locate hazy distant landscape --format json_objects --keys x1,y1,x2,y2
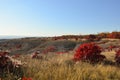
[{"x1": 0, "y1": 36, "x2": 25, "y2": 39}]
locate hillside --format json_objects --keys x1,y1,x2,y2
[
  {"x1": 1, "y1": 37, "x2": 120, "y2": 80},
  {"x1": 0, "y1": 36, "x2": 120, "y2": 55},
  {"x1": 0, "y1": 37, "x2": 78, "y2": 54}
]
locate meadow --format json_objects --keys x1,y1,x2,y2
[
  {"x1": 2, "y1": 50, "x2": 120, "y2": 80},
  {"x1": 21, "y1": 51, "x2": 120, "y2": 80}
]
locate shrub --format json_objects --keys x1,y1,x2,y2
[
  {"x1": 73, "y1": 42, "x2": 106, "y2": 63},
  {"x1": 85, "y1": 34, "x2": 97, "y2": 41},
  {"x1": 0, "y1": 51, "x2": 23, "y2": 79},
  {"x1": 107, "y1": 31, "x2": 120, "y2": 39},
  {"x1": 43, "y1": 46, "x2": 56, "y2": 54},
  {"x1": 115, "y1": 49, "x2": 120, "y2": 64},
  {"x1": 22, "y1": 77, "x2": 32, "y2": 80}
]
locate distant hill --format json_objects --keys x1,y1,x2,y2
[
  {"x1": 0, "y1": 37, "x2": 78, "y2": 54},
  {"x1": 0, "y1": 35, "x2": 27, "y2": 39},
  {"x1": 0, "y1": 32, "x2": 120, "y2": 55}
]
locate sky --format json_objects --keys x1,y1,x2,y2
[{"x1": 0, "y1": 0, "x2": 120, "y2": 37}]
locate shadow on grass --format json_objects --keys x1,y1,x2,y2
[{"x1": 97, "y1": 60, "x2": 120, "y2": 68}]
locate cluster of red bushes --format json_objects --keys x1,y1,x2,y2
[
  {"x1": 52, "y1": 31, "x2": 120, "y2": 41},
  {"x1": 85, "y1": 34, "x2": 101, "y2": 41},
  {"x1": 106, "y1": 32, "x2": 120, "y2": 39},
  {"x1": 94, "y1": 31, "x2": 120, "y2": 39},
  {"x1": 78, "y1": 31, "x2": 120, "y2": 41},
  {"x1": 73, "y1": 43, "x2": 106, "y2": 63},
  {"x1": 73, "y1": 42, "x2": 120, "y2": 64},
  {"x1": 53, "y1": 35, "x2": 81, "y2": 40}
]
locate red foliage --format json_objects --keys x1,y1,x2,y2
[
  {"x1": 107, "y1": 31, "x2": 120, "y2": 39},
  {"x1": 98, "y1": 32, "x2": 108, "y2": 38},
  {"x1": 12, "y1": 54, "x2": 20, "y2": 59},
  {"x1": 107, "y1": 45, "x2": 117, "y2": 51},
  {"x1": 46, "y1": 46, "x2": 56, "y2": 52},
  {"x1": 22, "y1": 77, "x2": 32, "y2": 80},
  {"x1": 31, "y1": 51, "x2": 42, "y2": 59},
  {"x1": 73, "y1": 43, "x2": 106, "y2": 63},
  {"x1": 85, "y1": 35, "x2": 97, "y2": 41},
  {"x1": 115, "y1": 49, "x2": 120, "y2": 64},
  {"x1": 0, "y1": 52, "x2": 10, "y2": 70},
  {"x1": 0, "y1": 51, "x2": 9, "y2": 56},
  {"x1": 31, "y1": 51, "x2": 39, "y2": 58},
  {"x1": 0, "y1": 51, "x2": 23, "y2": 78},
  {"x1": 43, "y1": 46, "x2": 56, "y2": 54}
]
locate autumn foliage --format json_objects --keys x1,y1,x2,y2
[
  {"x1": 107, "y1": 32, "x2": 120, "y2": 39},
  {"x1": 73, "y1": 43, "x2": 106, "y2": 63},
  {"x1": 22, "y1": 77, "x2": 32, "y2": 80},
  {"x1": 0, "y1": 51, "x2": 23, "y2": 78},
  {"x1": 115, "y1": 49, "x2": 120, "y2": 64},
  {"x1": 51, "y1": 31, "x2": 120, "y2": 41},
  {"x1": 85, "y1": 34, "x2": 97, "y2": 41}
]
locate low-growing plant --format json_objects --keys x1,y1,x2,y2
[
  {"x1": 73, "y1": 42, "x2": 106, "y2": 63},
  {"x1": 85, "y1": 34, "x2": 97, "y2": 41},
  {"x1": 115, "y1": 49, "x2": 120, "y2": 64},
  {"x1": 22, "y1": 77, "x2": 32, "y2": 80},
  {"x1": 0, "y1": 51, "x2": 24, "y2": 79}
]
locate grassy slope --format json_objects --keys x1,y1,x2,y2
[
  {"x1": 19, "y1": 51, "x2": 120, "y2": 80},
  {"x1": 1, "y1": 38, "x2": 120, "y2": 80},
  {"x1": 0, "y1": 38, "x2": 78, "y2": 54}
]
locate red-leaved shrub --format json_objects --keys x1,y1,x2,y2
[
  {"x1": 0, "y1": 51, "x2": 23, "y2": 78},
  {"x1": 85, "y1": 35, "x2": 97, "y2": 41},
  {"x1": 73, "y1": 42, "x2": 106, "y2": 63},
  {"x1": 22, "y1": 77, "x2": 32, "y2": 80},
  {"x1": 115, "y1": 49, "x2": 120, "y2": 64}
]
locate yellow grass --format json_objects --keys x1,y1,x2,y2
[{"x1": 18, "y1": 51, "x2": 120, "y2": 80}]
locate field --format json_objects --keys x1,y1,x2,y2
[
  {"x1": 0, "y1": 38, "x2": 120, "y2": 80},
  {"x1": 22, "y1": 51, "x2": 120, "y2": 80}
]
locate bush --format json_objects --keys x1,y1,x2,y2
[
  {"x1": 0, "y1": 51, "x2": 23, "y2": 79},
  {"x1": 73, "y1": 42, "x2": 106, "y2": 63},
  {"x1": 85, "y1": 34, "x2": 97, "y2": 41},
  {"x1": 115, "y1": 49, "x2": 120, "y2": 64}
]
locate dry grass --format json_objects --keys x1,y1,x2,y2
[
  {"x1": 2, "y1": 55, "x2": 120, "y2": 80},
  {"x1": 1, "y1": 38, "x2": 120, "y2": 80},
  {"x1": 19, "y1": 51, "x2": 120, "y2": 80}
]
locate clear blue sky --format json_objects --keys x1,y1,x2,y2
[{"x1": 0, "y1": 0, "x2": 120, "y2": 36}]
